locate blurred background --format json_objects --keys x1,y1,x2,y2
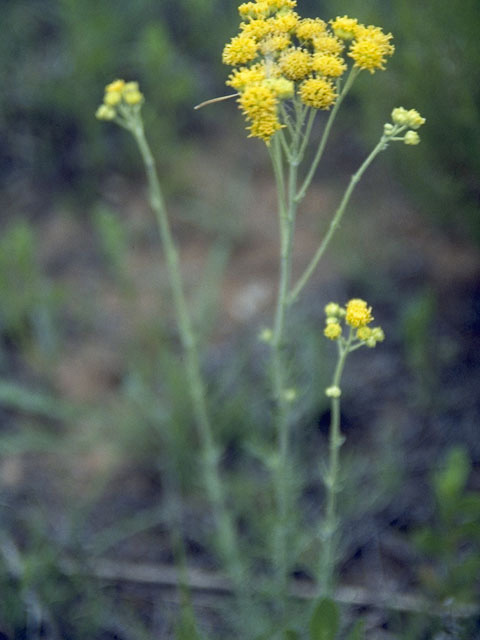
[{"x1": 1, "y1": 1, "x2": 479, "y2": 638}]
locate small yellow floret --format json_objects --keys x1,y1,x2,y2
[
  {"x1": 356, "y1": 326, "x2": 372, "y2": 341},
  {"x1": 123, "y1": 89, "x2": 143, "y2": 105},
  {"x1": 238, "y1": 82, "x2": 283, "y2": 143},
  {"x1": 406, "y1": 109, "x2": 426, "y2": 130},
  {"x1": 105, "y1": 79, "x2": 125, "y2": 93},
  {"x1": 295, "y1": 18, "x2": 327, "y2": 41},
  {"x1": 312, "y1": 33, "x2": 344, "y2": 56},
  {"x1": 259, "y1": 33, "x2": 292, "y2": 55},
  {"x1": 271, "y1": 12, "x2": 299, "y2": 33},
  {"x1": 238, "y1": 2, "x2": 267, "y2": 20},
  {"x1": 299, "y1": 77, "x2": 337, "y2": 110},
  {"x1": 311, "y1": 53, "x2": 347, "y2": 78},
  {"x1": 391, "y1": 106, "x2": 409, "y2": 126},
  {"x1": 279, "y1": 47, "x2": 312, "y2": 80},
  {"x1": 223, "y1": 34, "x2": 258, "y2": 66},
  {"x1": 104, "y1": 91, "x2": 122, "y2": 107},
  {"x1": 348, "y1": 26, "x2": 394, "y2": 73},
  {"x1": 266, "y1": 77, "x2": 294, "y2": 99},
  {"x1": 227, "y1": 64, "x2": 267, "y2": 91},
  {"x1": 330, "y1": 16, "x2": 358, "y2": 41},
  {"x1": 324, "y1": 322, "x2": 342, "y2": 340},
  {"x1": 241, "y1": 18, "x2": 272, "y2": 40},
  {"x1": 96, "y1": 104, "x2": 116, "y2": 121},
  {"x1": 345, "y1": 298, "x2": 373, "y2": 328}
]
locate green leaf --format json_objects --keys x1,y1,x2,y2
[
  {"x1": 309, "y1": 598, "x2": 340, "y2": 640},
  {"x1": 346, "y1": 619, "x2": 365, "y2": 640},
  {"x1": 285, "y1": 630, "x2": 300, "y2": 640},
  {"x1": 433, "y1": 446, "x2": 470, "y2": 504}
]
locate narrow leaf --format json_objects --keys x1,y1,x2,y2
[{"x1": 309, "y1": 597, "x2": 340, "y2": 640}]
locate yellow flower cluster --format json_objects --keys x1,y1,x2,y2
[
  {"x1": 324, "y1": 299, "x2": 384, "y2": 347},
  {"x1": 223, "y1": 2, "x2": 395, "y2": 143},
  {"x1": 96, "y1": 79, "x2": 144, "y2": 121}
]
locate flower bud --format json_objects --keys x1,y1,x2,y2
[
  {"x1": 96, "y1": 104, "x2": 116, "y2": 120},
  {"x1": 325, "y1": 302, "x2": 341, "y2": 317},
  {"x1": 406, "y1": 109, "x2": 425, "y2": 130},
  {"x1": 325, "y1": 385, "x2": 341, "y2": 398},
  {"x1": 391, "y1": 107, "x2": 409, "y2": 126},
  {"x1": 404, "y1": 130, "x2": 420, "y2": 145}
]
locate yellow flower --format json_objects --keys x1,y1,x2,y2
[
  {"x1": 324, "y1": 322, "x2": 342, "y2": 340},
  {"x1": 356, "y1": 326, "x2": 372, "y2": 341},
  {"x1": 406, "y1": 109, "x2": 426, "y2": 130},
  {"x1": 223, "y1": 34, "x2": 258, "y2": 65},
  {"x1": 104, "y1": 90, "x2": 122, "y2": 106},
  {"x1": 391, "y1": 106, "x2": 409, "y2": 126},
  {"x1": 312, "y1": 33, "x2": 344, "y2": 56},
  {"x1": 238, "y1": 2, "x2": 266, "y2": 20},
  {"x1": 270, "y1": 11, "x2": 299, "y2": 33},
  {"x1": 299, "y1": 77, "x2": 337, "y2": 109},
  {"x1": 227, "y1": 64, "x2": 267, "y2": 90},
  {"x1": 345, "y1": 299, "x2": 373, "y2": 328},
  {"x1": 259, "y1": 33, "x2": 292, "y2": 55},
  {"x1": 295, "y1": 18, "x2": 327, "y2": 41},
  {"x1": 241, "y1": 18, "x2": 272, "y2": 40},
  {"x1": 96, "y1": 104, "x2": 116, "y2": 120},
  {"x1": 311, "y1": 53, "x2": 347, "y2": 78},
  {"x1": 238, "y1": 82, "x2": 283, "y2": 143},
  {"x1": 330, "y1": 16, "x2": 358, "y2": 41},
  {"x1": 266, "y1": 77, "x2": 294, "y2": 99},
  {"x1": 279, "y1": 47, "x2": 312, "y2": 80},
  {"x1": 348, "y1": 25, "x2": 394, "y2": 73},
  {"x1": 105, "y1": 79, "x2": 125, "y2": 93}
]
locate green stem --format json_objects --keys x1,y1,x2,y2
[
  {"x1": 289, "y1": 133, "x2": 388, "y2": 305},
  {"x1": 270, "y1": 127, "x2": 299, "y2": 609},
  {"x1": 295, "y1": 67, "x2": 359, "y2": 204},
  {"x1": 130, "y1": 119, "x2": 245, "y2": 594},
  {"x1": 320, "y1": 329, "x2": 352, "y2": 596}
]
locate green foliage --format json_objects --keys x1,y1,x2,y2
[
  {"x1": 92, "y1": 205, "x2": 130, "y2": 286},
  {"x1": 2, "y1": 0, "x2": 235, "y2": 197},
  {"x1": 0, "y1": 220, "x2": 61, "y2": 353},
  {"x1": 310, "y1": 598, "x2": 340, "y2": 640},
  {"x1": 413, "y1": 446, "x2": 480, "y2": 603},
  {"x1": 400, "y1": 289, "x2": 437, "y2": 404}
]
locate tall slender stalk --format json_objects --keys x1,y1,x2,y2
[
  {"x1": 319, "y1": 329, "x2": 352, "y2": 596},
  {"x1": 130, "y1": 118, "x2": 245, "y2": 594},
  {"x1": 269, "y1": 112, "x2": 300, "y2": 609}
]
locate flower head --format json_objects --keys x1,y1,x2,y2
[
  {"x1": 324, "y1": 322, "x2": 342, "y2": 340},
  {"x1": 345, "y1": 298, "x2": 373, "y2": 328},
  {"x1": 238, "y1": 82, "x2": 283, "y2": 143},
  {"x1": 96, "y1": 79, "x2": 144, "y2": 122},
  {"x1": 330, "y1": 16, "x2": 358, "y2": 41},
  {"x1": 222, "y1": 1, "x2": 394, "y2": 143},
  {"x1": 299, "y1": 77, "x2": 337, "y2": 110},
  {"x1": 348, "y1": 25, "x2": 394, "y2": 73}
]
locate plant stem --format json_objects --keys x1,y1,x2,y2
[
  {"x1": 289, "y1": 134, "x2": 388, "y2": 305},
  {"x1": 269, "y1": 125, "x2": 299, "y2": 609},
  {"x1": 295, "y1": 68, "x2": 359, "y2": 204},
  {"x1": 130, "y1": 119, "x2": 245, "y2": 594},
  {"x1": 320, "y1": 330, "x2": 352, "y2": 596}
]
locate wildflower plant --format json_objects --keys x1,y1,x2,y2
[
  {"x1": 96, "y1": 0, "x2": 425, "y2": 635},
  {"x1": 218, "y1": 0, "x2": 424, "y2": 619}
]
